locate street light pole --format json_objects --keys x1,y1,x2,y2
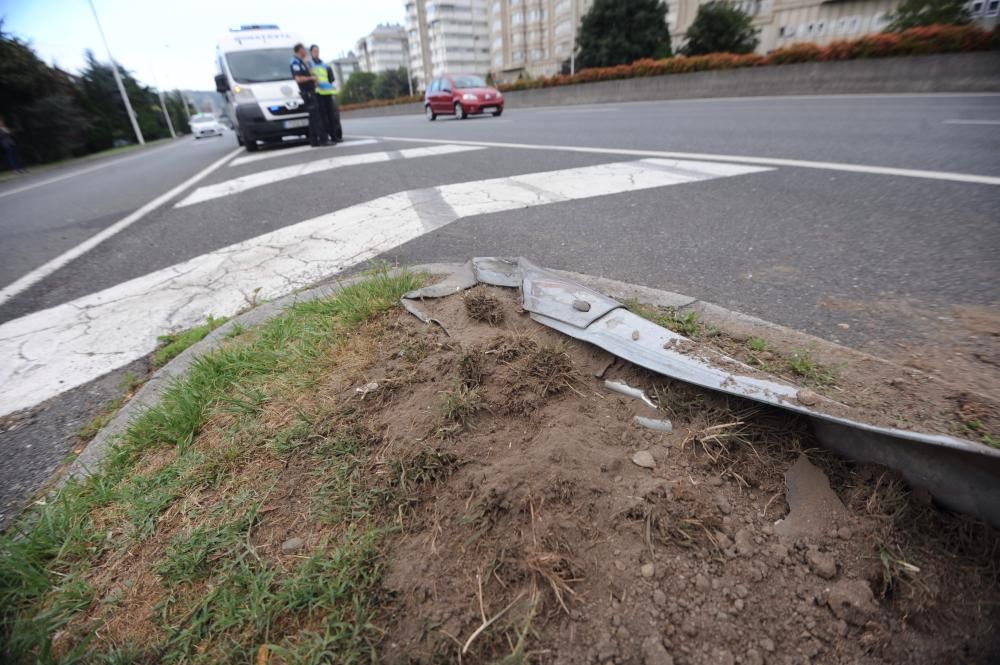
[
  {"x1": 147, "y1": 59, "x2": 176, "y2": 139},
  {"x1": 570, "y1": 0, "x2": 577, "y2": 75},
  {"x1": 87, "y1": 0, "x2": 144, "y2": 145}
]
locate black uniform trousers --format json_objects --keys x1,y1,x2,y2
[
  {"x1": 317, "y1": 94, "x2": 342, "y2": 142},
  {"x1": 300, "y1": 89, "x2": 323, "y2": 146}
]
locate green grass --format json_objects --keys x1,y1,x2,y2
[
  {"x1": 747, "y1": 336, "x2": 770, "y2": 353},
  {"x1": 153, "y1": 316, "x2": 229, "y2": 368},
  {"x1": 623, "y1": 298, "x2": 700, "y2": 337},
  {"x1": 787, "y1": 350, "x2": 835, "y2": 386},
  {"x1": 0, "y1": 266, "x2": 424, "y2": 664}
]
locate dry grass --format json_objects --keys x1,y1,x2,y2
[{"x1": 465, "y1": 291, "x2": 505, "y2": 325}]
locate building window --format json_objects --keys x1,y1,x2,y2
[
  {"x1": 492, "y1": 18, "x2": 502, "y2": 29},
  {"x1": 555, "y1": 19, "x2": 571, "y2": 35},
  {"x1": 527, "y1": 8, "x2": 546, "y2": 21},
  {"x1": 512, "y1": 32, "x2": 524, "y2": 44},
  {"x1": 493, "y1": 53, "x2": 504, "y2": 65},
  {"x1": 511, "y1": 12, "x2": 524, "y2": 24},
  {"x1": 512, "y1": 49, "x2": 524, "y2": 61},
  {"x1": 555, "y1": 0, "x2": 570, "y2": 12},
  {"x1": 968, "y1": 0, "x2": 985, "y2": 13},
  {"x1": 530, "y1": 48, "x2": 546, "y2": 60},
  {"x1": 492, "y1": 36, "x2": 503, "y2": 49},
  {"x1": 986, "y1": 0, "x2": 1000, "y2": 15}
]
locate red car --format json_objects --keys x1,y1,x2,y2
[{"x1": 424, "y1": 74, "x2": 504, "y2": 121}]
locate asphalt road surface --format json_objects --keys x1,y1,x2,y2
[{"x1": 1, "y1": 94, "x2": 998, "y2": 528}]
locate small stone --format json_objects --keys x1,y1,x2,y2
[
  {"x1": 681, "y1": 620, "x2": 698, "y2": 637},
  {"x1": 641, "y1": 563, "x2": 656, "y2": 578},
  {"x1": 837, "y1": 526, "x2": 853, "y2": 540},
  {"x1": 572, "y1": 299, "x2": 591, "y2": 312},
  {"x1": 734, "y1": 584, "x2": 749, "y2": 598},
  {"x1": 694, "y1": 574, "x2": 711, "y2": 591},
  {"x1": 826, "y1": 579, "x2": 879, "y2": 626},
  {"x1": 632, "y1": 330, "x2": 641, "y2": 341},
  {"x1": 745, "y1": 648, "x2": 764, "y2": 665},
  {"x1": 796, "y1": 388, "x2": 819, "y2": 406},
  {"x1": 715, "y1": 649, "x2": 735, "y2": 665},
  {"x1": 715, "y1": 494, "x2": 733, "y2": 515},
  {"x1": 760, "y1": 637, "x2": 775, "y2": 652},
  {"x1": 641, "y1": 636, "x2": 675, "y2": 665},
  {"x1": 769, "y1": 543, "x2": 788, "y2": 560},
  {"x1": 654, "y1": 589, "x2": 668, "y2": 606},
  {"x1": 632, "y1": 450, "x2": 656, "y2": 469},
  {"x1": 734, "y1": 598, "x2": 745, "y2": 611},
  {"x1": 281, "y1": 537, "x2": 305, "y2": 554},
  {"x1": 806, "y1": 549, "x2": 837, "y2": 580}
]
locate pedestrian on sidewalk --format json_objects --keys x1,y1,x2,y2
[
  {"x1": 289, "y1": 43, "x2": 325, "y2": 147},
  {"x1": 0, "y1": 117, "x2": 26, "y2": 173},
  {"x1": 309, "y1": 45, "x2": 343, "y2": 144}
]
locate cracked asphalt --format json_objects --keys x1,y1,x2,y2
[{"x1": 1, "y1": 94, "x2": 998, "y2": 529}]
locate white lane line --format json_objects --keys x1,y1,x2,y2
[
  {"x1": 176, "y1": 144, "x2": 482, "y2": 208},
  {"x1": 228, "y1": 139, "x2": 379, "y2": 167},
  {"x1": 942, "y1": 119, "x2": 1000, "y2": 125},
  {"x1": 0, "y1": 147, "x2": 242, "y2": 306},
  {"x1": 0, "y1": 157, "x2": 771, "y2": 417},
  {"x1": 359, "y1": 135, "x2": 1000, "y2": 186},
  {"x1": 0, "y1": 138, "x2": 192, "y2": 201}
]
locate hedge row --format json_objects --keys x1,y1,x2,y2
[{"x1": 341, "y1": 25, "x2": 998, "y2": 111}]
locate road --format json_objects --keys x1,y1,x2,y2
[{"x1": 1, "y1": 94, "x2": 998, "y2": 527}]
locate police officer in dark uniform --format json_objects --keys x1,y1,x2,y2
[{"x1": 289, "y1": 43, "x2": 326, "y2": 147}]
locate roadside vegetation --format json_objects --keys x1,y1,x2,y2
[
  {"x1": 153, "y1": 315, "x2": 229, "y2": 368},
  {"x1": 0, "y1": 267, "x2": 424, "y2": 663}
]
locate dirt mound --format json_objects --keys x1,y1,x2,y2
[{"x1": 45, "y1": 284, "x2": 999, "y2": 664}]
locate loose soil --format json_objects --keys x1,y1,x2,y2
[{"x1": 52, "y1": 285, "x2": 1000, "y2": 664}]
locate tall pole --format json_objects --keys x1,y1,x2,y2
[
  {"x1": 87, "y1": 0, "x2": 144, "y2": 145},
  {"x1": 570, "y1": 0, "x2": 577, "y2": 75},
  {"x1": 147, "y1": 59, "x2": 176, "y2": 139}
]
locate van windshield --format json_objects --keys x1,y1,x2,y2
[{"x1": 226, "y1": 49, "x2": 293, "y2": 83}]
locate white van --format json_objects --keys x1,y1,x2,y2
[{"x1": 214, "y1": 25, "x2": 309, "y2": 152}]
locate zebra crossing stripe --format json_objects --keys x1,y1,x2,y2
[
  {"x1": 0, "y1": 157, "x2": 772, "y2": 417},
  {"x1": 176, "y1": 144, "x2": 484, "y2": 208},
  {"x1": 227, "y1": 139, "x2": 380, "y2": 167}
]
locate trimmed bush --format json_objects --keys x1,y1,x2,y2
[{"x1": 341, "y1": 25, "x2": 998, "y2": 112}]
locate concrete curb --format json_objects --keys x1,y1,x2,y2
[{"x1": 63, "y1": 261, "x2": 969, "y2": 487}]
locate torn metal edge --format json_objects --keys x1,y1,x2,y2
[{"x1": 401, "y1": 257, "x2": 1000, "y2": 527}]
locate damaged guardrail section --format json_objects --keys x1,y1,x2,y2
[{"x1": 403, "y1": 257, "x2": 1000, "y2": 527}]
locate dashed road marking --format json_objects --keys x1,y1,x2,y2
[
  {"x1": 0, "y1": 157, "x2": 772, "y2": 416},
  {"x1": 176, "y1": 144, "x2": 483, "y2": 208}
]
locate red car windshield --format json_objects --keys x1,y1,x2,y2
[{"x1": 453, "y1": 75, "x2": 487, "y2": 89}]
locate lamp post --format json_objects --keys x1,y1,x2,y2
[{"x1": 87, "y1": 0, "x2": 145, "y2": 145}]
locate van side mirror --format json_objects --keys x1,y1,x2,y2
[{"x1": 214, "y1": 74, "x2": 229, "y2": 93}]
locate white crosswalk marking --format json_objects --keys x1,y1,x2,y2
[
  {"x1": 227, "y1": 139, "x2": 379, "y2": 167},
  {"x1": 176, "y1": 144, "x2": 483, "y2": 208},
  {"x1": 0, "y1": 157, "x2": 772, "y2": 417}
]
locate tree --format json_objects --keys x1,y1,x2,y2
[
  {"x1": 373, "y1": 67, "x2": 410, "y2": 100},
  {"x1": 338, "y1": 71, "x2": 377, "y2": 105},
  {"x1": 682, "y1": 1, "x2": 759, "y2": 55},
  {"x1": 886, "y1": 0, "x2": 970, "y2": 30},
  {"x1": 0, "y1": 24, "x2": 93, "y2": 164},
  {"x1": 575, "y1": 0, "x2": 672, "y2": 69}
]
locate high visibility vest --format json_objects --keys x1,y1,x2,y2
[{"x1": 311, "y1": 62, "x2": 336, "y2": 96}]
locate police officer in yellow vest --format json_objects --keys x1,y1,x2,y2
[
  {"x1": 309, "y1": 45, "x2": 343, "y2": 143},
  {"x1": 289, "y1": 43, "x2": 325, "y2": 147}
]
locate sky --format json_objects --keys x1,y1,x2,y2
[{"x1": 2, "y1": 0, "x2": 407, "y2": 90}]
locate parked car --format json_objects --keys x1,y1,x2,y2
[
  {"x1": 191, "y1": 113, "x2": 224, "y2": 139},
  {"x1": 424, "y1": 74, "x2": 503, "y2": 121}
]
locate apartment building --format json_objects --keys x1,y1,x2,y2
[
  {"x1": 357, "y1": 23, "x2": 411, "y2": 74},
  {"x1": 329, "y1": 52, "x2": 361, "y2": 90},
  {"x1": 404, "y1": 0, "x2": 491, "y2": 91},
  {"x1": 487, "y1": 0, "x2": 594, "y2": 81},
  {"x1": 671, "y1": 0, "x2": 998, "y2": 54}
]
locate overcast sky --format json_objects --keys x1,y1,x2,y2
[{"x1": 3, "y1": 0, "x2": 407, "y2": 90}]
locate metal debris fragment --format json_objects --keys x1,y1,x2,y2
[
  {"x1": 355, "y1": 382, "x2": 379, "y2": 398},
  {"x1": 605, "y1": 380, "x2": 657, "y2": 409},
  {"x1": 634, "y1": 416, "x2": 674, "y2": 433}
]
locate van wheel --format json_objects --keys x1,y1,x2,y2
[
  {"x1": 244, "y1": 137, "x2": 259, "y2": 152},
  {"x1": 492, "y1": 108, "x2": 503, "y2": 117},
  {"x1": 425, "y1": 105, "x2": 436, "y2": 121},
  {"x1": 454, "y1": 102, "x2": 467, "y2": 119}
]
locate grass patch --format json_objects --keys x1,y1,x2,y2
[
  {"x1": 0, "y1": 266, "x2": 424, "y2": 664},
  {"x1": 437, "y1": 383, "x2": 484, "y2": 434},
  {"x1": 624, "y1": 298, "x2": 700, "y2": 337},
  {"x1": 787, "y1": 350, "x2": 835, "y2": 387},
  {"x1": 153, "y1": 315, "x2": 229, "y2": 368}
]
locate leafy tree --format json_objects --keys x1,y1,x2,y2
[
  {"x1": 682, "y1": 1, "x2": 759, "y2": 55},
  {"x1": 373, "y1": 67, "x2": 410, "y2": 100},
  {"x1": 338, "y1": 71, "x2": 377, "y2": 104},
  {"x1": 576, "y1": 0, "x2": 672, "y2": 69},
  {"x1": 0, "y1": 24, "x2": 92, "y2": 164},
  {"x1": 886, "y1": 0, "x2": 970, "y2": 30}
]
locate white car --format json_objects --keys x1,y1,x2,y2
[{"x1": 191, "y1": 114, "x2": 224, "y2": 139}]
